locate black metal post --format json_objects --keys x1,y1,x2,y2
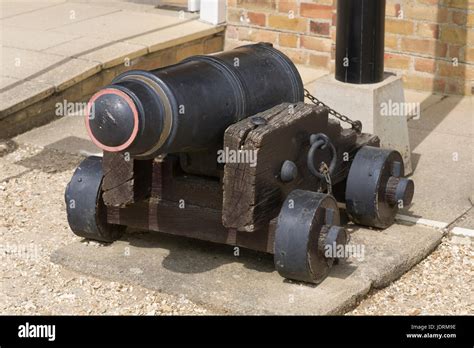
[{"x1": 335, "y1": 0, "x2": 386, "y2": 84}]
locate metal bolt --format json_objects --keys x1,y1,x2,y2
[
  {"x1": 280, "y1": 160, "x2": 298, "y2": 182},
  {"x1": 250, "y1": 116, "x2": 267, "y2": 126}
]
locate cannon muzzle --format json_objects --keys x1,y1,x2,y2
[{"x1": 85, "y1": 43, "x2": 304, "y2": 158}]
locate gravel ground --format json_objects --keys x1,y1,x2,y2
[
  {"x1": 350, "y1": 235, "x2": 473, "y2": 315},
  {"x1": 0, "y1": 143, "x2": 210, "y2": 315},
  {"x1": 0, "y1": 141, "x2": 472, "y2": 315}
]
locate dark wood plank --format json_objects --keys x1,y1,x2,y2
[
  {"x1": 107, "y1": 200, "x2": 273, "y2": 253},
  {"x1": 102, "y1": 152, "x2": 133, "y2": 190},
  {"x1": 102, "y1": 151, "x2": 153, "y2": 207}
]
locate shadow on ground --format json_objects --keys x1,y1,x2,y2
[
  {"x1": 126, "y1": 230, "x2": 278, "y2": 275},
  {"x1": 408, "y1": 1, "x2": 471, "y2": 170},
  {"x1": 15, "y1": 136, "x2": 85, "y2": 173},
  {"x1": 120, "y1": 228, "x2": 359, "y2": 284}
]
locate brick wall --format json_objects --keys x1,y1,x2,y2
[{"x1": 225, "y1": 0, "x2": 474, "y2": 95}]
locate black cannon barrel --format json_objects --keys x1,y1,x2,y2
[
  {"x1": 85, "y1": 43, "x2": 304, "y2": 158},
  {"x1": 335, "y1": 0, "x2": 386, "y2": 84}
]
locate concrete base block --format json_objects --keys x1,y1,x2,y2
[
  {"x1": 312, "y1": 73, "x2": 413, "y2": 174},
  {"x1": 51, "y1": 223, "x2": 443, "y2": 315}
]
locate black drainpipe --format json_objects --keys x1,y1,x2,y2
[{"x1": 335, "y1": 0, "x2": 386, "y2": 84}]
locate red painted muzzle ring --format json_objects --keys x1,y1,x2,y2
[{"x1": 85, "y1": 88, "x2": 139, "y2": 152}]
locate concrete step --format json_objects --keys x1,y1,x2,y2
[{"x1": 0, "y1": 0, "x2": 225, "y2": 138}]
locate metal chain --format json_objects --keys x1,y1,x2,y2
[
  {"x1": 318, "y1": 162, "x2": 332, "y2": 195},
  {"x1": 304, "y1": 88, "x2": 362, "y2": 133}
]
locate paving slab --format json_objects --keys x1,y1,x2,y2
[
  {"x1": 32, "y1": 57, "x2": 101, "y2": 92},
  {"x1": 51, "y1": 10, "x2": 184, "y2": 41},
  {"x1": 51, "y1": 223, "x2": 443, "y2": 315},
  {"x1": 296, "y1": 65, "x2": 327, "y2": 85},
  {"x1": 408, "y1": 128, "x2": 473, "y2": 222},
  {"x1": 0, "y1": 76, "x2": 18, "y2": 89},
  {"x1": 0, "y1": 50, "x2": 100, "y2": 112},
  {"x1": 68, "y1": 0, "x2": 197, "y2": 18},
  {"x1": 454, "y1": 208, "x2": 474, "y2": 230},
  {"x1": 46, "y1": 36, "x2": 113, "y2": 57},
  {"x1": 0, "y1": 26, "x2": 79, "y2": 51},
  {"x1": 0, "y1": 79, "x2": 54, "y2": 117},
  {"x1": 404, "y1": 89, "x2": 445, "y2": 110},
  {"x1": 78, "y1": 42, "x2": 148, "y2": 69},
  {"x1": 0, "y1": 47, "x2": 65, "y2": 80},
  {"x1": 406, "y1": 95, "x2": 473, "y2": 218},
  {"x1": 0, "y1": 0, "x2": 65, "y2": 19},
  {"x1": 125, "y1": 20, "x2": 223, "y2": 53},
  {"x1": 48, "y1": 37, "x2": 148, "y2": 69},
  {"x1": 409, "y1": 95, "x2": 473, "y2": 138},
  {"x1": 1, "y1": 2, "x2": 119, "y2": 31}
]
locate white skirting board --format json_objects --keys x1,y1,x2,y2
[{"x1": 200, "y1": 0, "x2": 226, "y2": 25}]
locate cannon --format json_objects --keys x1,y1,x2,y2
[{"x1": 65, "y1": 43, "x2": 414, "y2": 284}]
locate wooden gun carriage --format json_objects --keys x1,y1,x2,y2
[{"x1": 66, "y1": 44, "x2": 414, "y2": 284}]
